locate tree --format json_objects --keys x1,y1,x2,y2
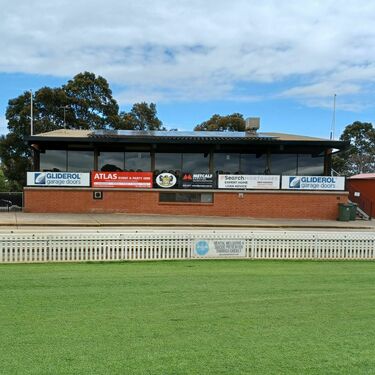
[
  {"x1": 0, "y1": 167, "x2": 11, "y2": 192},
  {"x1": 0, "y1": 133, "x2": 31, "y2": 191},
  {"x1": 0, "y1": 72, "x2": 122, "y2": 190},
  {"x1": 63, "y1": 72, "x2": 120, "y2": 130},
  {"x1": 332, "y1": 121, "x2": 375, "y2": 176},
  {"x1": 194, "y1": 113, "x2": 245, "y2": 131},
  {"x1": 0, "y1": 72, "x2": 165, "y2": 190},
  {"x1": 119, "y1": 102, "x2": 164, "y2": 130}
]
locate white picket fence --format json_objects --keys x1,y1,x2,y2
[{"x1": 0, "y1": 231, "x2": 374, "y2": 263}]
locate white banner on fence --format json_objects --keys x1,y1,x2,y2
[
  {"x1": 281, "y1": 176, "x2": 345, "y2": 190},
  {"x1": 193, "y1": 239, "x2": 246, "y2": 258},
  {"x1": 27, "y1": 172, "x2": 90, "y2": 187},
  {"x1": 218, "y1": 175, "x2": 280, "y2": 189}
]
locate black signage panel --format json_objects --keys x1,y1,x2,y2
[{"x1": 181, "y1": 173, "x2": 214, "y2": 189}]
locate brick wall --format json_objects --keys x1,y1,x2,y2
[
  {"x1": 346, "y1": 179, "x2": 375, "y2": 216},
  {"x1": 24, "y1": 188, "x2": 348, "y2": 220}
]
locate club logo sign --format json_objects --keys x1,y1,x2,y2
[{"x1": 156, "y1": 173, "x2": 177, "y2": 188}]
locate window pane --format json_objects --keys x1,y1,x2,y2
[
  {"x1": 125, "y1": 152, "x2": 151, "y2": 171},
  {"x1": 270, "y1": 154, "x2": 297, "y2": 175},
  {"x1": 298, "y1": 154, "x2": 324, "y2": 175},
  {"x1": 240, "y1": 154, "x2": 266, "y2": 174},
  {"x1": 98, "y1": 152, "x2": 124, "y2": 171},
  {"x1": 182, "y1": 153, "x2": 209, "y2": 173},
  {"x1": 40, "y1": 150, "x2": 67, "y2": 171},
  {"x1": 214, "y1": 153, "x2": 240, "y2": 174},
  {"x1": 159, "y1": 192, "x2": 213, "y2": 203},
  {"x1": 67, "y1": 151, "x2": 94, "y2": 172},
  {"x1": 155, "y1": 153, "x2": 182, "y2": 173}
]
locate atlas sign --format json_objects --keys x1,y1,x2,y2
[{"x1": 91, "y1": 171, "x2": 153, "y2": 188}]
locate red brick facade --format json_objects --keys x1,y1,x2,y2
[
  {"x1": 346, "y1": 179, "x2": 375, "y2": 217},
  {"x1": 24, "y1": 188, "x2": 348, "y2": 220}
]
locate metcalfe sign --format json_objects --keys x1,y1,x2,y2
[
  {"x1": 91, "y1": 171, "x2": 153, "y2": 188},
  {"x1": 218, "y1": 174, "x2": 280, "y2": 189},
  {"x1": 193, "y1": 239, "x2": 246, "y2": 258},
  {"x1": 27, "y1": 172, "x2": 90, "y2": 187},
  {"x1": 282, "y1": 176, "x2": 345, "y2": 190},
  {"x1": 181, "y1": 173, "x2": 214, "y2": 189}
]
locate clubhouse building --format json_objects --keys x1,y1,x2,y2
[{"x1": 25, "y1": 119, "x2": 349, "y2": 219}]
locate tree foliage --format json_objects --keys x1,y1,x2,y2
[
  {"x1": 194, "y1": 113, "x2": 245, "y2": 131},
  {"x1": 333, "y1": 121, "x2": 375, "y2": 176},
  {"x1": 63, "y1": 72, "x2": 120, "y2": 129},
  {"x1": 0, "y1": 164, "x2": 12, "y2": 192},
  {"x1": 0, "y1": 72, "x2": 163, "y2": 190},
  {"x1": 119, "y1": 102, "x2": 165, "y2": 130}
]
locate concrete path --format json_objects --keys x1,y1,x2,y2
[{"x1": 0, "y1": 212, "x2": 373, "y2": 231}]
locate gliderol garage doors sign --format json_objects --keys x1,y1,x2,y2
[
  {"x1": 27, "y1": 172, "x2": 90, "y2": 187},
  {"x1": 282, "y1": 176, "x2": 345, "y2": 190},
  {"x1": 193, "y1": 239, "x2": 246, "y2": 258}
]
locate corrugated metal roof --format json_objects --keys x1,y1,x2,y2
[
  {"x1": 32, "y1": 129, "x2": 331, "y2": 142},
  {"x1": 348, "y1": 173, "x2": 375, "y2": 179}
]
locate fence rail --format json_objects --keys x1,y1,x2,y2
[{"x1": 0, "y1": 231, "x2": 374, "y2": 263}]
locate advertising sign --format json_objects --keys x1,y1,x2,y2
[
  {"x1": 155, "y1": 173, "x2": 177, "y2": 188},
  {"x1": 181, "y1": 173, "x2": 214, "y2": 189},
  {"x1": 218, "y1": 174, "x2": 280, "y2": 190},
  {"x1": 193, "y1": 239, "x2": 246, "y2": 258},
  {"x1": 27, "y1": 172, "x2": 90, "y2": 187},
  {"x1": 91, "y1": 171, "x2": 153, "y2": 188},
  {"x1": 281, "y1": 176, "x2": 345, "y2": 191}
]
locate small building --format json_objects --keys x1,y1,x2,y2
[
  {"x1": 346, "y1": 174, "x2": 375, "y2": 218},
  {"x1": 25, "y1": 122, "x2": 349, "y2": 220}
]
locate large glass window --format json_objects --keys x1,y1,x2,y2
[
  {"x1": 270, "y1": 154, "x2": 297, "y2": 175},
  {"x1": 40, "y1": 150, "x2": 67, "y2": 171},
  {"x1": 125, "y1": 152, "x2": 151, "y2": 171},
  {"x1": 240, "y1": 154, "x2": 267, "y2": 174},
  {"x1": 98, "y1": 152, "x2": 124, "y2": 171},
  {"x1": 155, "y1": 153, "x2": 182, "y2": 173},
  {"x1": 214, "y1": 153, "x2": 240, "y2": 174},
  {"x1": 67, "y1": 150, "x2": 94, "y2": 172},
  {"x1": 298, "y1": 154, "x2": 324, "y2": 175},
  {"x1": 182, "y1": 153, "x2": 210, "y2": 173}
]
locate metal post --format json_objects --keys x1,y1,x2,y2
[
  {"x1": 330, "y1": 94, "x2": 336, "y2": 140},
  {"x1": 30, "y1": 89, "x2": 33, "y2": 135},
  {"x1": 60, "y1": 105, "x2": 69, "y2": 129}
]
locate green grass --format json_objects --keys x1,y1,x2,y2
[{"x1": 0, "y1": 260, "x2": 374, "y2": 375}]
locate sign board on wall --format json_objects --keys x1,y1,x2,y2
[
  {"x1": 193, "y1": 239, "x2": 246, "y2": 258},
  {"x1": 218, "y1": 175, "x2": 280, "y2": 190},
  {"x1": 155, "y1": 173, "x2": 177, "y2": 188},
  {"x1": 281, "y1": 176, "x2": 345, "y2": 191},
  {"x1": 27, "y1": 172, "x2": 90, "y2": 187},
  {"x1": 181, "y1": 173, "x2": 214, "y2": 189},
  {"x1": 92, "y1": 171, "x2": 153, "y2": 188}
]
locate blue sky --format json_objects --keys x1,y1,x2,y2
[{"x1": 1, "y1": 1, "x2": 375, "y2": 138}]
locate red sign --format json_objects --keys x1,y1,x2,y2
[{"x1": 91, "y1": 171, "x2": 153, "y2": 188}]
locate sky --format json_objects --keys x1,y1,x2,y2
[{"x1": 1, "y1": 0, "x2": 375, "y2": 138}]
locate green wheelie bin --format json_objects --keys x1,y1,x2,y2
[{"x1": 338, "y1": 203, "x2": 351, "y2": 221}]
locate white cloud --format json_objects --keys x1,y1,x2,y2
[{"x1": 1, "y1": 0, "x2": 375, "y2": 106}]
